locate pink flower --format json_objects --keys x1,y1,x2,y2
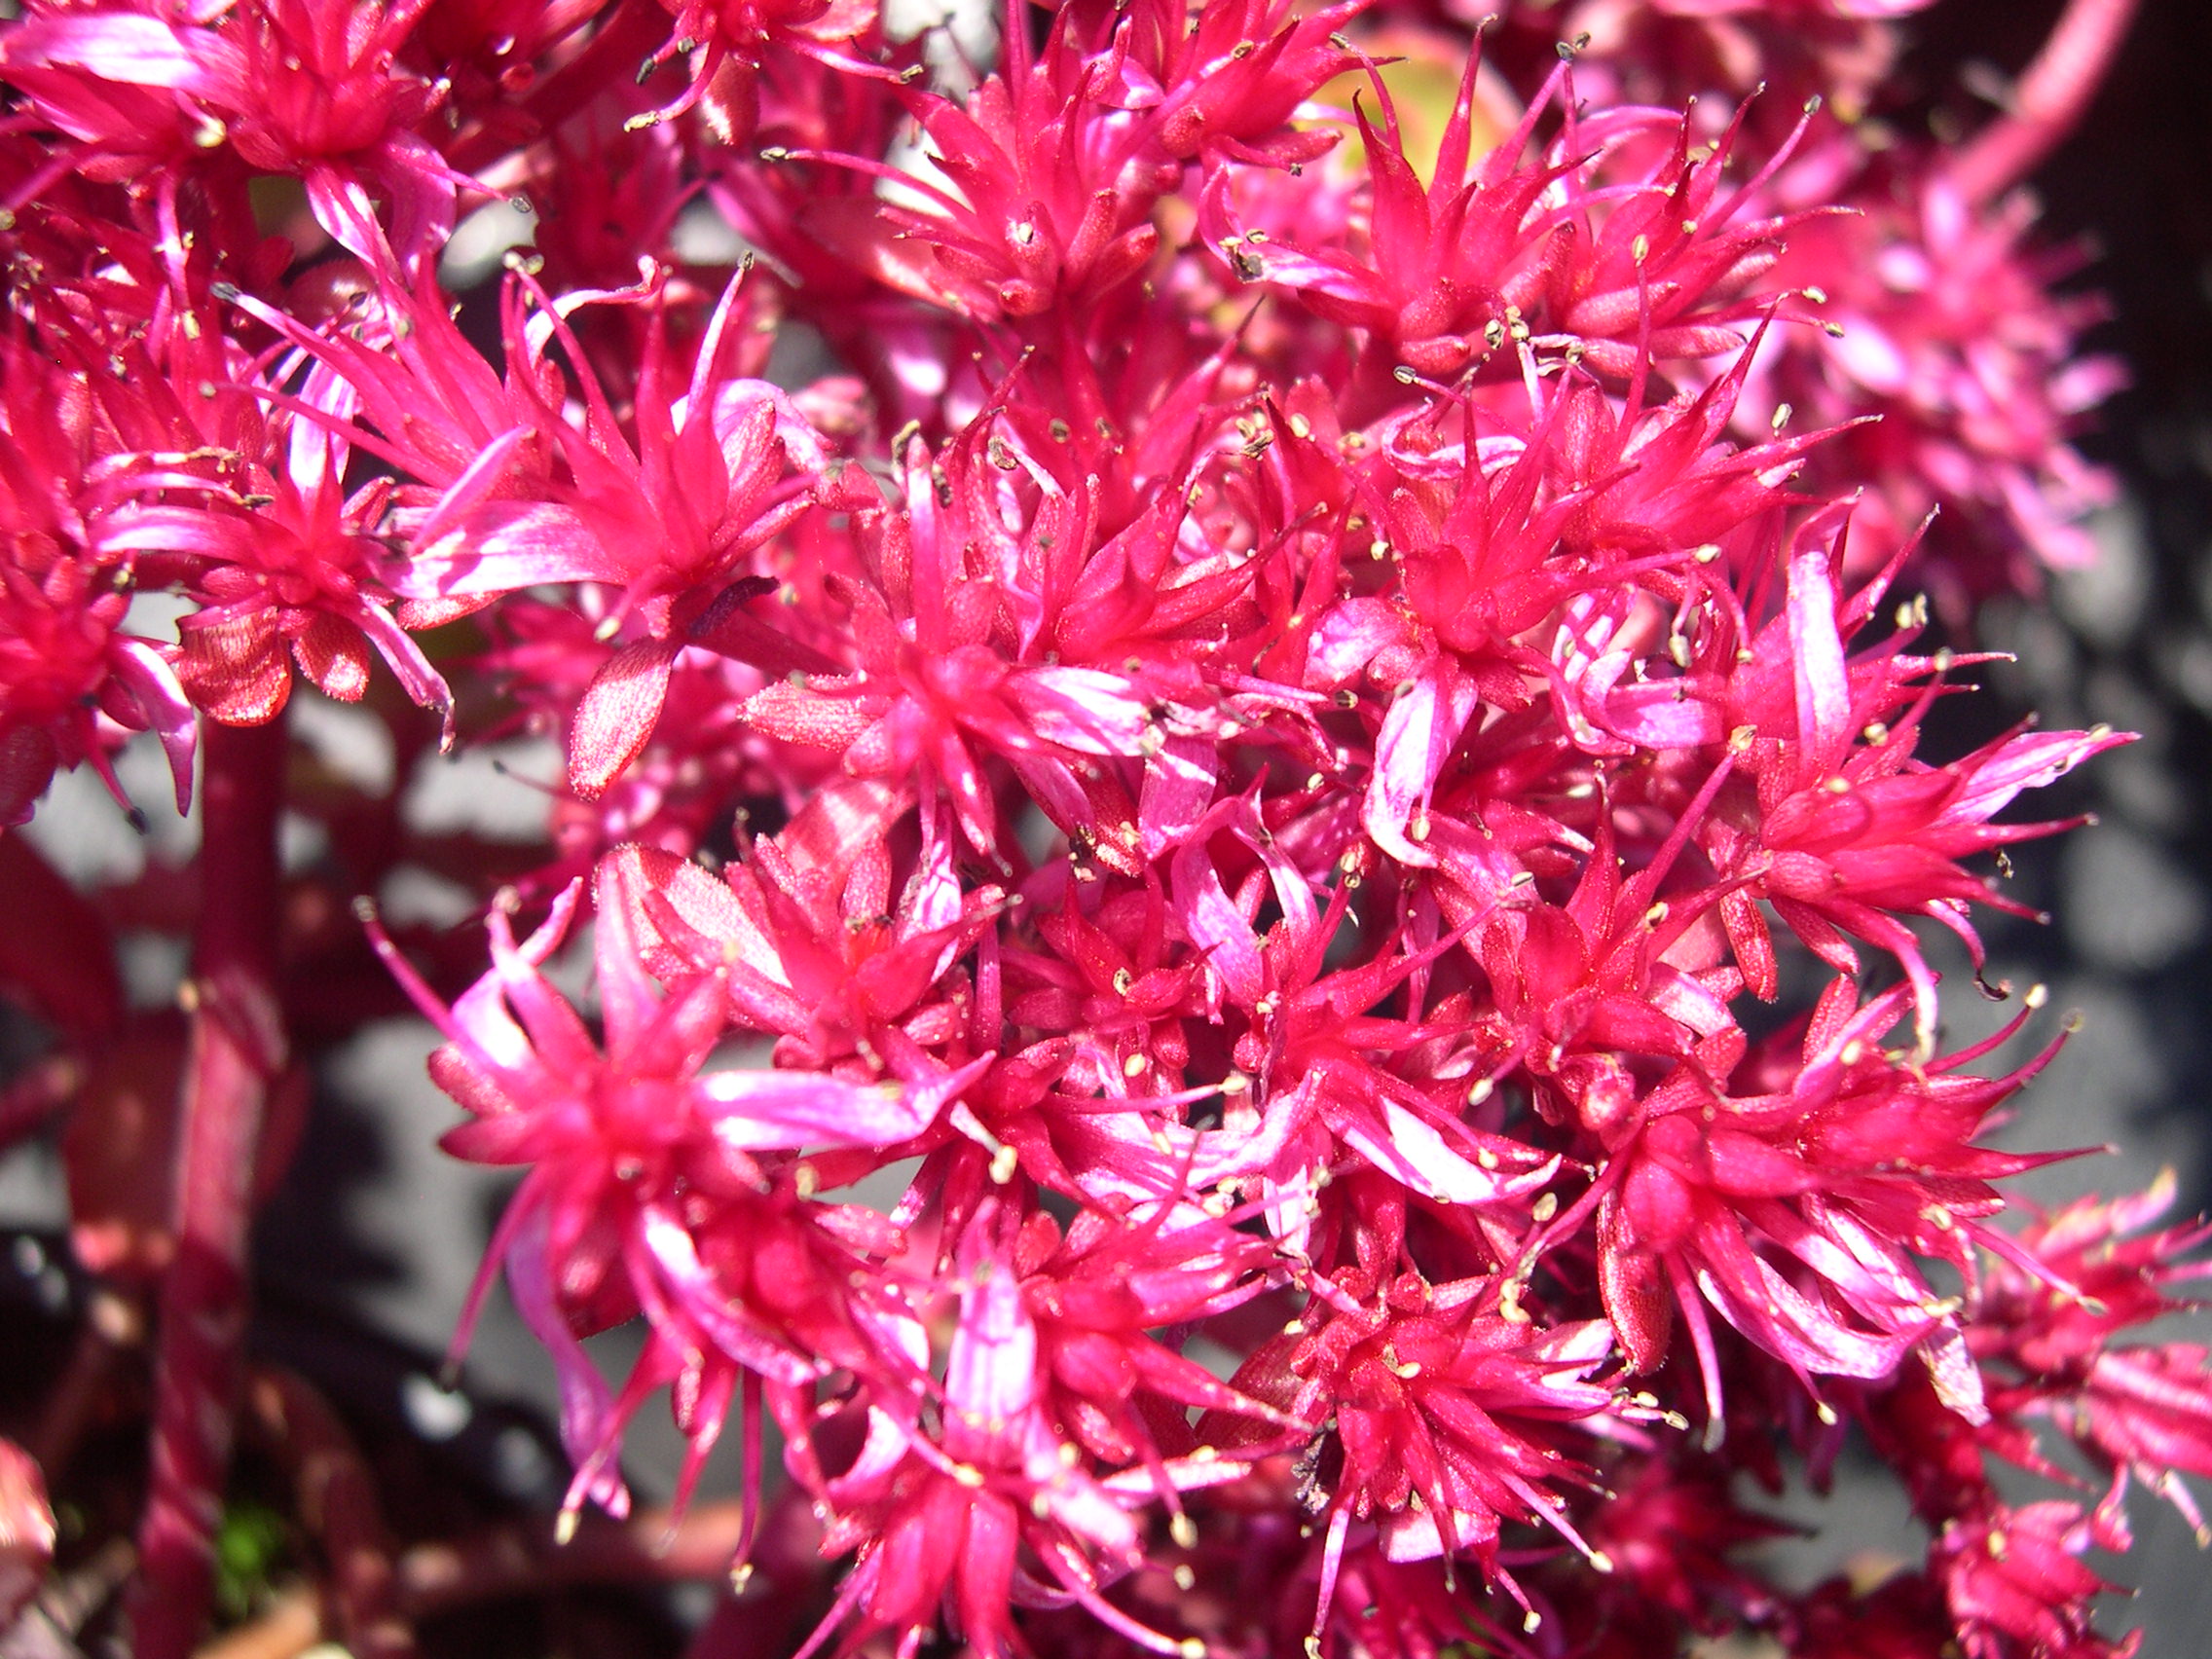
[
  {"x1": 792, "y1": 0, "x2": 1353, "y2": 328},
  {"x1": 632, "y1": 0, "x2": 884, "y2": 140},
  {"x1": 223, "y1": 259, "x2": 555, "y2": 523},
  {"x1": 1205, "y1": 51, "x2": 1815, "y2": 406},
  {"x1": 600, "y1": 788, "x2": 1003, "y2": 1074},
  {"x1": 105, "y1": 379, "x2": 451, "y2": 730},
  {"x1": 361, "y1": 868, "x2": 968, "y2": 1525},
  {"x1": 788, "y1": 1206, "x2": 1270, "y2": 1659},
  {"x1": 1593, "y1": 975, "x2": 2073, "y2": 1437},
  {"x1": 1744, "y1": 140, "x2": 2123, "y2": 598},
  {"x1": 379, "y1": 268, "x2": 829, "y2": 795},
  {"x1": 1933, "y1": 1500, "x2": 2137, "y2": 1659},
  {"x1": 1224, "y1": 1188, "x2": 1621, "y2": 1634},
  {"x1": 0, "y1": 337, "x2": 194, "y2": 823},
  {"x1": 1971, "y1": 1175, "x2": 2212, "y2": 1541},
  {"x1": 1704, "y1": 506, "x2": 2126, "y2": 1049},
  {"x1": 1014, "y1": 1195, "x2": 1296, "y2": 1479},
  {"x1": 0, "y1": 0, "x2": 469, "y2": 270},
  {"x1": 736, "y1": 432, "x2": 1161, "y2": 864}
]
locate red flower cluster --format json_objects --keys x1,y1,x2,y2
[{"x1": 0, "y1": 0, "x2": 2190, "y2": 1656}]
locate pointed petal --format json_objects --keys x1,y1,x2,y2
[{"x1": 570, "y1": 639, "x2": 681, "y2": 800}]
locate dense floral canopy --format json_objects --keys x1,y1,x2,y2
[{"x1": 0, "y1": 0, "x2": 2183, "y2": 1656}]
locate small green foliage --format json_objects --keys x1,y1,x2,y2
[{"x1": 211, "y1": 1495, "x2": 291, "y2": 1624}]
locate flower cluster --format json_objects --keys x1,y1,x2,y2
[
  {"x1": 0, "y1": 0, "x2": 2191, "y2": 1657},
  {"x1": 1481, "y1": 0, "x2": 2133, "y2": 608}
]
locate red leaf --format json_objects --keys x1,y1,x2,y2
[
  {"x1": 291, "y1": 613, "x2": 372, "y2": 702},
  {"x1": 568, "y1": 638, "x2": 682, "y2": 800},
  {"x1": 177, "y1": 614, "x2": 291, "y2": 724}
]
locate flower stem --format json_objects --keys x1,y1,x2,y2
[
  {"x1": 394, "y1": 1498, "x2": 760, "y2": 1619},
  {"x1": 130, "y1": 716, "x2": 289, "y2": 1659},
  {"x1": 1950, "y1": 0, "x2": 2141, "y2": 205},
  {"x1": 242, "y1": 1366, "x2": 418, "y2": 1659}
]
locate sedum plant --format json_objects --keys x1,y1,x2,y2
[{"x1": 0, "y1": 0, "x2": 2188, "y2": 1655}]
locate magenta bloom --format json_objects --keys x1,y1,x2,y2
[
  {"x1": 0, "y1": 337, "x2": 195, "y2": 823},
  {"x1": 1239, "y1": 1275, "x2": 1619, "y2": 1613},
  {"x1": 364, "y1": 871, "x2": 964, "y2": 1523},
  {"x1": 1934, "y1": 1500, "x2": 2137, "y2": 1659},
  {"x1": 1744, "y1": 141, "x2": 2124, "y2": 599},
  {"x1": 1970, "y1": 1174, "x2": 2212, "y2": 1542},
  {"x1": 0, "y1": 0, "x2": 469, "y2": 269}
]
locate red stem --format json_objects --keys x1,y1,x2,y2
[
  {"x1": 0, "y1": 1052, "x2": 81, "y2": 1156},
  {"x1": 395, "y1": 1500, "x2": 756, "y2": 1620},
  {"x1": 243, "y1": 1367, "x2": 418, "y2": 1659},
  {"x1": 130, "y1": 717, "x2": 290, "y2": 1659},
  {"x1": 1948, "y1": 0, "x2": 2141, "y2": 206}
]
